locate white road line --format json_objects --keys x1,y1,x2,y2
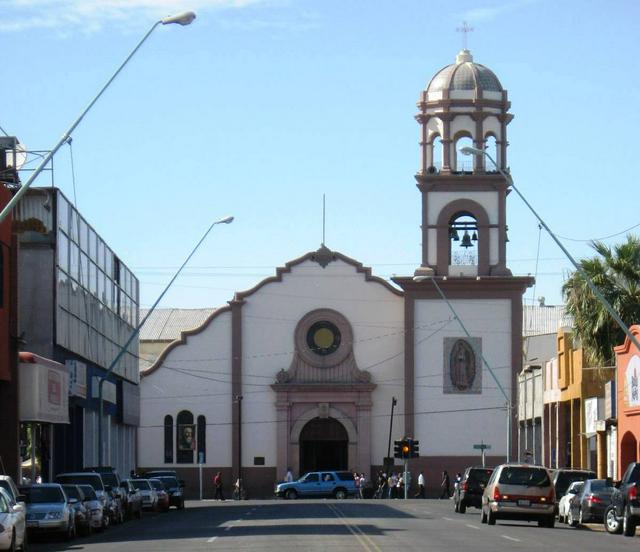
[
  {"x1": 465, "y1": 524, "x2": 480, "y2": 530},
  {"x1": 442, "y1": 516, "x2": 455, "y2": 521},
  {"x1": 502, "y1": 535, "x2": 521, "y2": 542},
  {"x1": 207, "y1": 536, "x2": 218, "y2": 543}
]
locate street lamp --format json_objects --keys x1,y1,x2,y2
[
  {"x1": 413, "y1": 274, "x2": 513, "y2": 462},
  {"x1": 0, "y1": 11, "x2": 196, "y2": 225},
  {"x1": 459, "y1": 146, "x2": 640, "y2": 353},
  {"x1": 97, "y1": 214, "x2": 233, "y2": 467}
]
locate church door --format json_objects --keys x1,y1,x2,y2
[{"x1": 299, "y1": 417, "x2": 348, "y2": 475}]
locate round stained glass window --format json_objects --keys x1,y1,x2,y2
[{"x1": 306, "y1": 321, "x2": 341, "y2": 356}]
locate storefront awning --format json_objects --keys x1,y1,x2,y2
[{"x1": 19, "y1": 352, "x2": 69, "y2": 424}]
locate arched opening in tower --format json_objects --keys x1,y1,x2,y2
[{"x1": 449, "y1": 213, "x2": 478, "y2": 269}]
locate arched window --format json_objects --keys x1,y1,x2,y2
[
  {"x1": 176, "y1": 410, "x2": 194, "y2": 464},
  {"x1": 429, "y1": 135, "x2": 443, "y2": 172},
  {"x1": 454, "y1": 135, "x2": 473, "y2": 172},
  {"x1": 197, "y1": 415, "x2": 206, "y2": 464},
  {"x1": 485, "y1": 134, "x2": 499, "y2": 170},
  {"x1": 449, "y1": 213, "x2": 478, "y2": 269},
  {"x1": 164, "y1": 415, "x2": 173, "y2": 463}
]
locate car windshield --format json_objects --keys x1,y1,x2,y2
[
  {"x1": 157, "y1": 476, "x2": 179, "y2": 488},
  {"x1": 0, "y1": 481, "x2": 13, "y2": 498},
  {"x1": 56, "y1": 474, "x2": 104, "y2": 491},
  {"x1": 100, "y1": 473, "x2": 118, "y2": 487},
  {"x1": 555, "y1": 471, "x2": 594, "y2": 496},
  {"x1": 498, "y1": 467, "x2": 550, "y2": 487},
  {"x1": 149, "y1": 480, "x2": 165, "y2": 491},
  {"x1": 79, "y1": 486, "x2": 97, "y2": 500},
  {"x1": 132, "y1": 480, "x2": 151, "y2": 491},
  {"x1": 63, "y1": 485, "x2": 82, "y2": 500},
  {"x1": 468, "y1": 469, "x2": 493, "y2": 485},
  {"x1": 23, "y1": 486, "x2": 65, "y2": 503}
]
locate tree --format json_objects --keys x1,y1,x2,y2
[{"x1": 562, "y1": 235, "x2": 640, "y2": 366}]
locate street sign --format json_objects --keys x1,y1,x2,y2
[{"x1": 473, "y1": 443, "x2": 491, "y2": 450}]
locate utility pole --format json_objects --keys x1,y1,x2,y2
[
  {"x1": 386, "y1": 397, "x2": 397, "y2": 469},
  {"x1": 236, "y1": 395, "x2": 243, "y2": 497}
]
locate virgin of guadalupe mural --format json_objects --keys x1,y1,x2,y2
[{"x1": 449, "y1": 339, "x2": 476, "y2": 391}]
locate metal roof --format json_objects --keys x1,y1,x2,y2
[{"x1": 139, "y1": 308, "x2": 217, "y2": 341}]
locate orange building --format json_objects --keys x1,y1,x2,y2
[{"x1": 614, "y1": 325, "x2": 640, "y2": 477}]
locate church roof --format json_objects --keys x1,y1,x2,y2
[
  {"x1": 139, "y1": 308, "x2": 217, "y2": 341},
  {"x1": 426, "y1": 49, "x2": 503, "y2": 94}
]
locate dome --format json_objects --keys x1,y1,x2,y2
[{"x1": 426, "y1": 50, "x2": 503, "y2": 94}]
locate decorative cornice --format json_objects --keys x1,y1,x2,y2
[
  {"x1": 140, "y1": 305, "x2": 231, "y2": 378},
  {"x1": 234, "y1": 247, "x2": 403, "y2": 301}
]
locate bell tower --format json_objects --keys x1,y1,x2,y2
[{"x1": 414, "y1": 49, "x2": 513, "y2": 278}]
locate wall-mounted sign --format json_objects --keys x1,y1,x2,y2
[
  {"x1": 91, "y1": 377, "x2": 116, "y2": 404},
  {"x1": 19, "y1": 353, "x2": 69, "y2": 424},
  {"x1": 625, "y1": 355, "x2": 640, "y2": 408},
  {"x1": 66, "y1": 359, "x2": 87, "y2": 398},
  {"x1": 585, "y1": 397, "x2": 603, "y2": 436}
]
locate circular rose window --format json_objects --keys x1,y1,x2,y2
[{"x1": 306, "y1": 321, "x2": 341, "y2": 356}]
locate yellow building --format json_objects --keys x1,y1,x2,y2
[{"x1": 543, "y1": 329, "x2": 614, "y2": 474}]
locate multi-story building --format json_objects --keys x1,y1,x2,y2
[{"x1": 14, "y1": 187, "x2": 140, "y2": 478}]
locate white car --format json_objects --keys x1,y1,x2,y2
[
  {"x1": 558, "y1": 481, "x2": 584, "y2": 523},
  {"x1": 0, "y1": 486, "x2": 27, "y2": 551},
  {"x1": 130, "y1": 479, "x2": 158, "y2": 510}
]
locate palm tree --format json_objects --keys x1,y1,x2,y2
[{"x1": 562, "y1": 235, "x2": 640, "y2": 366}]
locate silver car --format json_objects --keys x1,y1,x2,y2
[
  {"x1": 0, "y1": 487, "x2": 27, "y2": 551},
  {"x1": 21, "y1": 484, "x2": 75, "y2": 540},
  {"x1": 78, "y1": 485, "x2": 106, "y2": 532},
  {"x1": 130, "y1": 479, "x2": 158, "y2": 510}
]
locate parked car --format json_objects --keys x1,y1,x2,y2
[
  {"x1": 82, "y1": 467, "x2": 125, "y2": 524},
  {"x1": 481, "y1": 464, "x2": 555, "y2": 528},
  {"x1": 77, "y1": 485, "x2": 106, "y2": 532},
  {"x1": 130, "y1": 479, "x2": 158, "y2": 510},
  {"x1": 55, "y1": 473, "x2": 109, "y2": 531},
  {"x1": 119, "y1": 480, "x2": 143, "y2": 520},
  {"x1": 552, "y1": 469, "x2": 596, "y2": 504},
  {"x1": 0, "y1": 487, "x2": 27, "y2": 551},
  {"x1": 62, "y1": 485, "x2": 92, "y2": 536},
  {"x1": 558, "y1": 481, "x2": 583, "y2": 523},
  {"x1": 148, "y1": 479, "x2": 170, "y2": 512},
  {"x1": 605, "y1": 461, "x2": 640, "y2": 536},
  {"x1": 152, "y1": 476, "x2": 184, "y2": 510},
  {"x1": 275, "y1": 471, "x2": 356, "y2": 499},
  {"x1": 0, "y1": 475, "x2": 26, "y2": 549},
  {"x1": 21, "y1": 483, "x2": 76, "y2": 540},
  {"x1": 567, "y1": 479, "x2": 614, "y2": 526},
  {"x1": 454, "y1": 467, "x2": 493, "y2": 514}
]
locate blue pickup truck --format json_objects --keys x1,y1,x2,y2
[{"x1": 275, "y1": 471, "x2": 356, "y2": 499}]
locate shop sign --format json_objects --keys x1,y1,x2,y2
[
  {"x1": 625, "y1": 355, "x2": 640, "y2": 408},
  {"x1": 66, "y1": 360, "x2": 87, "y2": 398},
  {"x1": 585, "y1": 397, "x2": 602, "y2": 436},
  {"x1": 19, "y1": 356, "x2": 69, "y2": 424}
]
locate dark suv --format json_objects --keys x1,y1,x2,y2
[
  {"x1": 454, "y1": 467, "x2": 493, "y2": 513},
  {"x1": 552, "y1": 469, "x2": 596, "y2": 502}
]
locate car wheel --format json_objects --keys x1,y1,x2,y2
[
  {"x1": 623, "y1": 506, "x2": 637, "y2": 537},
  {"x1": 285, "y1": 489, "x2": 298, "y2": 500},
  {"x1": 546, "y1": 515, "x2": 555, "y2": 528},
  {"x1": 178, "y1": 500, "x2": 185, "y2": 510},
  {"x1": 487, "y1": 508, "x2": 496, "y2": 526},
  {"x1": 579, "y1": 508, "x2": 584, "y2": 526},
  {"x1": 568, "y1": 509, "x2": 577, "y2": 528},
  {"x1": 605, "y1": 506, "x2": 623, "y2": 534},
  {"x1": 480, "y1": 507, "x2": 487, "y2": 524},
  {"x1": 8, "y1": 530, "x2": 16, "y2": 552},
  {"x1": 459, "y1": 502, "x2": 466, "y2": 514},
  {"x1": 334, "y1": 489, "x2": 347, "y2": 500}
]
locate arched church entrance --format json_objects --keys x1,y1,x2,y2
[{"x1": 299, "y1": 417, "x2": 348, "y2": 474}]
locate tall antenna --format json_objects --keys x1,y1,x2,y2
[
  {"x1": 322, "y1": 194, "x2": 326, "y2": 246},
  {"x1": 456, "y1": 21, "x2": 474, "y2": 50}
]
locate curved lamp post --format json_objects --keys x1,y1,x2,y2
[
  {"x1": 460, "y1": 146, "x2": 640, "y2": 354},
  {"x1": 97, "y1": 215, "x2": 234, "y2": 467},
  {"x1": 413, "y1": 274, "x2": 513, "y2": 462},
  {"x1": 0, "y1": 11, "x2": 196, "y2": 224}
]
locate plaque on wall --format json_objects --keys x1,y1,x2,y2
[{"x1": 443, "y1": 337, "x2": 482, "y2": 394}]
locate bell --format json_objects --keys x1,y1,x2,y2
[
  {"x1": 460, "y1": 231, "x2": 472, "y2": 248},
  {"x1": 472, "y1": 231, "x2": 477, "y2": 241},
  {"x1": 450, "y1": 229, "x2": 460, "y2": 241}
]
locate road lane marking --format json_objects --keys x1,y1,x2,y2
[
  {"x1": 442, "y1": 517, "x2": 455, "y2": 521},
  {"x1": 207, "y1": 536, "x2": 218, "y2": 543},
  {"x1": 465, "y1": 524, "x2": 480, "y2": 530},
  {"x1": 327, "y1": 504, "x2": 382, "y2": 552},
  {"x1": 502, "y1": 535, "x2": 521, "y2": 542}
]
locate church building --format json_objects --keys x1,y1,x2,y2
[{"x1": 138, "y1": 50, "x2": 533, "y2": 497}]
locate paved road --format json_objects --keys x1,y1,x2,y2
[{"x1": 30, "y1": 498, "x2": 640, "y2": 551}]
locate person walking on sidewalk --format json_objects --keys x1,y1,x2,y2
[
  {"x1": 415, "y1": 471, "x2": 425, "y2": 498},
  {"x1": 214, "y1": 471, "x2": 224, "y2": 501},
  {"x1": 440, "y1": 470, "x2": 451, "y2": 499}
]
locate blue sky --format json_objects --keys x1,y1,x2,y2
[{"x1": 2, "y1": 0, "x2": 639, "y2": 310}]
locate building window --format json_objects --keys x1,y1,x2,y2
[
  {"x1": 176, "y1": 410, "x2": 194, "y2": 464},
  {"x1": 197, "y1": 415, "x2": 206, "y2": 464},
  {"x1": 164, "y1": 415, "x2": 173, "y2": 463}
]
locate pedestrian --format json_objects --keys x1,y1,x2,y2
[
  {"x1": 285, "y1": 468, "x2": 294, "y2": 483},
  {"x1": 389, "y1": 472, "x2": 397, "y2": 499},
  {"x1": 454, "y1": 472, "x2": 462, "y2": 493},
  {"x1": 415, "y1": 471, "x2": 425, "y2": 498},
  {"x1": 359, "y1": 473, "x2": 366, "y2": 499},
  {"x1": 214, "y1": 471, "x2": 224, "y2": 501},
  {"x1": 440, "y1": 470, "x2": 451, "y2": 499},
  {"x1": 354, "y1": 472, "x2": 361, "y2": 499},
  {"x1": 397, "y1": 474, "x2": 404, "y2": 498}
]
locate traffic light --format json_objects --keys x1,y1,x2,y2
[
  {"x1": 401, "y1": 440, "x2": 411, "y2": 459},
  {"x1": 410, "y1": 439, "x2": 420, "y2": 458},
  {"x1": 393, "y1": 439, "x2": 402, "y2": 459}
]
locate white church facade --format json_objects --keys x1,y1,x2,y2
[{"x1": 138, "y1": 50, "x2": 533, "y2": 497}]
